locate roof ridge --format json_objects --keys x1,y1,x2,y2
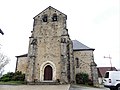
[{"x1": 33, "y1": 6, "x2": 67, "y2": 19}]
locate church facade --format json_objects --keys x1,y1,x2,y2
[{"x1": 15, "y1": 6, "x2": 98, "y2": 86}]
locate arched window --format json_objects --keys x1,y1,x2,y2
[
  {"x1": 52, "y1": 13, "x2": 57, "y2": 22},
  {"x1": 42, "y1": 14, "x2": 48, "y2": 22},
  {"x1": 76, "y1": 58, "x2": 79, "y2": 68}
]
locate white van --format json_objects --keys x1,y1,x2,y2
[{"x1": 103, "y1": 71, "x2": 120, "y2": 90}]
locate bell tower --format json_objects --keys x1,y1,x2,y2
[{"x1": 26, "y1": 6, "x2": 74, "y2": 84}]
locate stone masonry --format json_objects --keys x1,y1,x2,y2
[
  {"x1": 26, "y1": 6, "x2": 74, "y2": 84},
  {"x1": 15, "y1": 6, "x2": 98, "y2": 86}
]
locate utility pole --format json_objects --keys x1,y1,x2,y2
[{"x1": 104, "y1": 55, "x2": 113, "y2": 70}]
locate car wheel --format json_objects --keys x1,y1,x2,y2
[{"x1": 117, "y1": 85, "x2": 120, "y2": 90}]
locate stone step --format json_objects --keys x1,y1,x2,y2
[{"x1": 27, "y1": 82, "x2": 60, "y2": 85}]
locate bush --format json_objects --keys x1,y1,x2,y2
[
  {"x1": 12, "y1": 71, "x2": 25, "y2": 81},
  {"x1": 0, "y1": 71, "x2": 25, "y2": 82},
  {"x1": 0, "y1": 72, "x2": 14, "y2": 82},
  {"x1": 0, "y1": 77, "x2": 10, "y2": 82},
  {"x1": 76, "y1": 72, "x2": 89, "y2": 84}
]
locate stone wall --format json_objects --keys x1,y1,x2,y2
[
  {"x1": 73, "y1": 50, "x2": 93, "y2": 79},
  {"x1": 16, "y1": 57, "x2": 28, "y2": 74},
  {"x1": 73, "y1": 50, "x2": 99, "y2": 86}
]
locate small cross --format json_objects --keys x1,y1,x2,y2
[{"x1": 104, "y1": 55, "x2": 113, "y2": 70}]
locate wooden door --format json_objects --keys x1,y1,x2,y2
[{"x1": 44, "y1": 65, "x2": 52, "y2": 80}]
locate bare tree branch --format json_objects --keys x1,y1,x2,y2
[{"x1": 0, "y1": 53, "x2": 10, "y2": 76}]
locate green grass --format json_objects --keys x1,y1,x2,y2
[{"x1": 0, "y1": 81, "x2": 26, "y2": 85}]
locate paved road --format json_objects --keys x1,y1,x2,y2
[
  {"x1": 0, "y1": 85, "x2": 70, "y2": 90},
  {"x1": 0, "y1": 85, "x2": 110, "y2": 90}
]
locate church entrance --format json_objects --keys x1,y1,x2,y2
[{"x1": 44, "y1": 65, "x2": 53, "y2": 80}]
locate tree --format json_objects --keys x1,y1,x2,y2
[{"x1": 0, "y1": 53, "x2": 10, "y2": 77}]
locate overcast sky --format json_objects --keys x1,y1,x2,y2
[{"x1": 0, "y1": 0, "x2": 119, "y2": 73}]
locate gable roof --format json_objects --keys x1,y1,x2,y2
[
  {"x1": 72, "y1": 40, "x2": 95, "y2": 51},
  {"x1": 33, "y1": 6, "x2": 67, "y2": 19},
  {"x1": 97, "y1": 67, "x2": 117, "y2": 77}
]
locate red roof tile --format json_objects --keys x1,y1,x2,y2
[{"x1": 97, "y1": 67, "x2": 117, "y2": 77}]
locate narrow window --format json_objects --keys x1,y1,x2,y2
[
  {"x1": 52, "y1": 14, "x2": 57, "y2": 22},
  {"x1": 76, "y1": 58, "x2": 79, "y2": 68},
  {"x1": 61, "y1": 38, "x2": 66, "y2": 43},
  {"x1": 42, "y1": 14, "x2": 48, "y2": 22}
]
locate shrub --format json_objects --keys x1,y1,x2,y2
[
  {"x1": 0, "y1": 71, "x2": 25, "y2": 82},
  {"x1": 12, "y1": 71, "x2": 25, "y2": 81},
  {"x1": 76, "y1": 72, "x2": 89, "y2": 84},
  {"x1": 0, "y1": 77, "x2": 10, "y2": 82},
  {"x1": 0, "y1": 72, "x2": 14, "y2": 82}
]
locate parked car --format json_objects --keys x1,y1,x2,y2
[{"x1": 103, "y1": 71, "x2": 120, "y2": 90}]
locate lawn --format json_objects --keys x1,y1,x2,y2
[{"x1": 0, "y1": 81, "x2": 25, "y2": 85}]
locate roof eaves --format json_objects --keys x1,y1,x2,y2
[
  {"x1": 73, "y1": 48, "x2": 95, "y2": 51},
  {"x1": 16, "y1": 54, "x2": 28, "y2": 58}
]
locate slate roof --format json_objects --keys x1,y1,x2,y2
[
  {"x1": 72, "y1": 40, "x2": 94, "y2": 51},
  {"x1": 97, "y1": 67, "x2": 117, "y2": 77}
]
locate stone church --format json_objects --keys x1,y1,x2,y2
[{"x1": 15, "y1": 6, "x2": 98, "y2": 86}]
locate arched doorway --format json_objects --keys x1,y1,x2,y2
[{"x1": 44, "y1": 65, "x2": 53, "y2": 80}]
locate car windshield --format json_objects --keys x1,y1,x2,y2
[{"x1": 104, "y1": 72, "x2": 109, "y2": 78}]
